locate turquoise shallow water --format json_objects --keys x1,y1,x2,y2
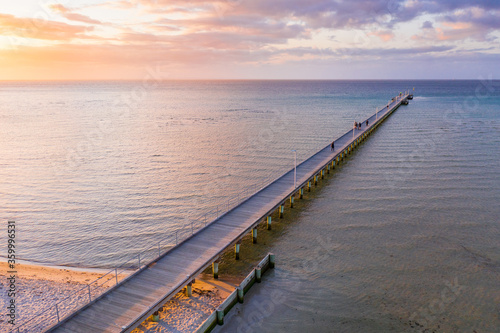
[{"x1": 0, "y1": 80, "x2": 499, "y2": 331}]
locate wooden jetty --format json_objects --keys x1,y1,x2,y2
[{"x1": 46, "y1": 93, "x2": 410, "y2": 333}]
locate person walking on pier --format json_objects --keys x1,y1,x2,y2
[
  {"x1": 366, "y1": 120, "x2": 369, "y2": 127},
  {"x1": 331, "y1": 140, "x2": 335, "y2": 151}
]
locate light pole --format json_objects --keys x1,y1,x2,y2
[{"x1": 291, "y1": 149, "x2": 297, "y2": 188}]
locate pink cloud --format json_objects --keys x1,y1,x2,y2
[
  {"x1": 50, "y1": 4, "x2": 102, "y2": 25},
  {"x1": 0, "y1": 13, "x2": 93, "y2": 41},
  {"x1": 368, "y1": 30, "x2": 395, "y2": 42}
]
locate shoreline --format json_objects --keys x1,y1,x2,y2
[
  {"x1": 0, "y1": 258, "x2": 127, "y2": 275},
  {"x1": 0, "y1": 261, "x2": 111, "y2": 285},
  {"x1": 0, "y1": 262, "x2": 236, "y2": 332},
  {"x1": 0, "y1": 262, "x2": 112, "y2": 331}
]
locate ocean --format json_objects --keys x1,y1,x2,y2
[{"x1": 1, "y1": 80, "x2": 499, "y2": 331}]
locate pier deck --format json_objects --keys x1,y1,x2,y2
[{"x1": 47, "y1": 94, "x2": 409, "y2": 333}]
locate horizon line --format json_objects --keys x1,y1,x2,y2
[{"x1": 0, "y1": 78, "x2": 492, "y2": 82}]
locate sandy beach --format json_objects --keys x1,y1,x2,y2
[
  {"x1": 0, "y1": 262, "x2": 237, "y2": 332},
  {"x1": 132, "y1": 275, "x2": 238, "y2": 333},
  {"x1": 0, "y1": 262, "x2": 110, "y2": 331}
]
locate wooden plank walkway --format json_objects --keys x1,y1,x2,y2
[{"x1": 47, "y1": 94, "x2": 409, "y2": 333}]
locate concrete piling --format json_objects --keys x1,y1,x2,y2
[
  {"x1": 213, "y1": 261, "x2": 219, "y2": 279},
  {"x1": 235, "y1": 241, "x2": 241, "y2": 260},
  {"x1": 237, "y1": 287, "x2": 244, "y2": 303},
  {"x1": 300, "y1": 187, "x2": 304, "y2": 199},
  {"x1": 269, "y1": 253, "x2": 275, "y2": 269},
  {"x1": 252, "y1": 228, "x2": 257, "y2": 244},
  {"x1": 216, "y1": 307, "x2": 224, "y2": 325},
  {"x1": 255, "y1": 266, "x2": 262, "y2": 283},
  {"x1": 290, "y1": 195, "x2": 294, "y2": 208},
  {"x1": 186, "y1": 282, "x2": 192, "y2": 297},
  {"x1": 279, "y1": 204, "x2": 284, "y2": 218},
  {"x1": 267, "y1": 216, "x2": 272, "y2": 230}
]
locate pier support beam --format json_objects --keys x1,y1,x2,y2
[
  {"x1": 269, "y1": 253, "x2": 275, "y2": 268},
  {"x1": 235, "y1": 241, "x2": 241, "y2": 260},
  {"x1": 327, "y1": 164, "x2": 330, "y2": 174},
  {"x1": 279, "y1": 204, "x2": 284, "y2": 218},
  {"x1": 321, "y1": 169, "x2": 324, "y2": 179},
  {"x1": 216, "y1": 307, "x2": 224, "y2": 325},
  {"x1": 252, "y1": 228, "x2": 258, "y2": 244},
  {"x1": 290, "y1": 195, "x2": 294, "y2": 208},
  {"x1": 267, "y1": 216, "x2": 272, "y2": 230},
  {"x1": 186, "y1": 282, "x2": 192, "y2": 297},
  {"x1": 307, "y1": 181, "x2": 311, "y2": 192},
  {"x1": 299, "y1": 187, "x2": 304, "y2": 199},
  {"x1": 213, "y1": 261, "x2": 219, "y2": 279},
  {"x1": 314, "y1": 175, "x2": 318, "y2": 186},
  {"x1": 237, "y1": 286, "x2": 244, "y2": 303},
  {"x1": 255, "y1": 266, "x2": 262, "y2": 283},
  {"x1": 152, "y1": 311, "x2": 159, "y2": 322}
]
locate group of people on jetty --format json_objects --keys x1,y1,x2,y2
[
  {"x1": 330, "y1": 120, "x2": 369, "y2": 151},
  {"x1": 353, "y1": 120, "x2": 368, "y2": 130}
]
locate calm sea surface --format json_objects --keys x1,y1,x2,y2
[{"x1": 1, "y1": 80, "x2": 499, "y2": 331}]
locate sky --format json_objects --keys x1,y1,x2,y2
[{"x1": 0, "y1": 0, "x2": 499, "y2": 80}]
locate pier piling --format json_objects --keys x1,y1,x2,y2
[
  {"x1": 216, "y1": 308, "x2": 224, "y2": 325},
  {"x1": 235, "y1": 241, "x2": 241, "y2": 260},
  {"x1": 237, "y1": 286, "x2": 244, "y2": 303},
  {"x1": 269, "y1": 253, "x2": 275, "y2": 268},
  {"x1": 255, "y1": 266, "x2": 262, "y2": 283},
  {"x1": 213, "y1": 261, "x2": 219, "y2": 279}
]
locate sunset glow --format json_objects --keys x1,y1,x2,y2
[{"x1": 1, "y1": 0, "x2": 499, "y2": 80}]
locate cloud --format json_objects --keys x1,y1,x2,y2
[
  {"x1": 413, "y1": 7, "x2": 500, "y2": 42},
  {"x1": 368, "y1": 30, "x2": 395, "y2": 42},
  {"x1": 0, "y1": 13, "x2": 93, "y2": 41},
  {"x1": 0, "y1": 0, "x2": 499, "y2": 79},
  {"x1": 50, "y1": 4, "x2": 102, "y2": 25},
  {"x1": 422, "y1": 21, "x2": 433, "y2": 29}
]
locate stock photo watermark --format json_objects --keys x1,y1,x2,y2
[
  {"x1": 6, "y1": 221, "x2": 17, "y2": 326},
  {"x1": 408, "y1": 277, "x2": 466, "y2": 332},
  {"x1": 234, "y1": 234, "x2": 338, "y2": 333},
  {"x1": 65, "y1": 64, "x2": 169, "y2": 168},
  {"x1": 443, "y1": 75, "x2": 495, "y2": 129}
]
